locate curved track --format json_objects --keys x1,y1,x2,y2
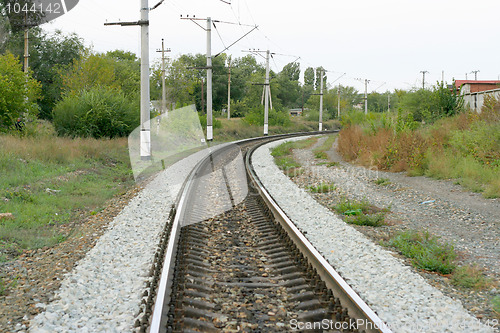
[{"x1": 140, "y1": 134, "x2": 391, "y2": 333}]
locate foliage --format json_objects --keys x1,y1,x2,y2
[
  {"x1": 385, "y1": 230, "x2": 456, "y2": 274},
  {"x1": 52, "y1": 86, "x2": 139, "y2": 138},
  {"x1": 451, "y1": 265, "x2": 492, "y2": 289},
  {"x1": 333, "y1": 197, "x2": 387, "y2": 227},
  {"x1": 244, "y1": 107, "x2": 291, "y2": 127},
  {"x1": 0, "y1": 134, "x2": 133, "y2": 251},
  {"x1": 492, "y1": 296, "x2": 500, "y2": 316},
  {"x1": 4, "y1": 28, "x2": 85, "y2": 119},
  {"x1": 308, "y1": 183, "x2": 336, "y2": 193},
  {"x1": 0, "y1": 52, "x2": 41, "y2": 131}
]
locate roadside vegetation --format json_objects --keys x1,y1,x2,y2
[
  {"x1": 383, "y1": 229, "x2": 493, "y2": 290},
  {"x1": 333, "y1": 197, "x2": 388, "y2": 227},
  {"x1": 337, "y1": 95, "x2": 500, "y2": 198},
  {"x1": 0, "y1": 126, "x2": 134, "y2": 255}
]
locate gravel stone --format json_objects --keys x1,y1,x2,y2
[
  {"x1": 28, "y1": 147, "x2": 213, "y2": 332},
  {"x1": 252, "y1": 137, "x2": 496, "y2": 333}
]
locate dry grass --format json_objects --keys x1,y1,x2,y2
[{"x1": 337, "y1": 102, "x2": 500, "y2": 197}]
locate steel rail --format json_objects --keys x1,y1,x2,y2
[
  {"x1": 148, "y1": 131, "x2": 336, "y2": 333},
  {"x1": 245, "y1": 140, "x2": 392, "y2": 333}
]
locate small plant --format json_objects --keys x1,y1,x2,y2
[
  {"x1": 451, "y1": 265, "x2": 492, "y2": 289},
  {"x1": 347, "y1": 213, "x2": 385, "y2": 227},
  {"x1": 327, "y1": 162, "x2": 339, "y2": 167},
  {"x1": 374, "y1": 177, "x2": 391, "y2": 186},
  {"x1": 384, "y1": 230, "x2": 456, "y2": 274},
  {"x1": 333, "y1": 197, "x2": 387, "y2": 227},
  {"x1": 308, "y1": 183, "x2": 336, "y2": 193},
  {"x1": 314, "y1": 151, "x2": 328, "y2": 160},
  {"x1": 492, "y1": 296, "x2": 500, "y2": 316},
  {"x1": 285, "y1": 167, "x2": 304, "y2": 178}
]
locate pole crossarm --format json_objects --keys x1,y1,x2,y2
[{"x1": 104, "y1": 20, "x2": 149, "y2": 26}]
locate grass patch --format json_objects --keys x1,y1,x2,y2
[
  {"x1": 451, "y1": 265, "x2": 492, "y2": 289},
  {"x1": 308, "y1": 183, "x2": 336, "y2": 193},
  {"x1": 374, "y1": 177, "x2": 391, "y2": 186},
  {"x1": 327, "y1": 161, "x2": 339, "y2": 167},
  {"x1": 333, "y1": 197, "x2": 387, "y2": 227},
  {"x1": 271, "y1": 137, "x2": 319, "y2": 172},
  {"x1": 312, "y1": 134, "x2": 337, "y2": 160},
  {"x1": 492, "y1": 296, "x2": 500, "y2": 317},
  {"x1": 0, "y1": 134, "x2": 134, "y2": 253},
  {"x1": 384, "y1": 230, "x2": 456, "y2": 274}
]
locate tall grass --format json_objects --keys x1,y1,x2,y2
[
  {"x1": 337, "y1": 101, "x2": 500, "y2": 197},
  {"x1": 0, "y1": 133, "x2": 133, "y2": 250}
]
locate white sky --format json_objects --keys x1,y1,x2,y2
[{"x1": 41, "y1": 0, "x2": 500, "y2": 93}]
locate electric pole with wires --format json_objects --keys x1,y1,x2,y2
[{"x1": 156, "y1": 39, "x2": 171, "y2": 115}]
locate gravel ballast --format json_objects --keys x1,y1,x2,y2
[
  {"x1": 251, "y1": 138, "x2": 495, "y2": 333},
  {"x1": 29, "y1": 148, "x2": 213, "y2": 333}
]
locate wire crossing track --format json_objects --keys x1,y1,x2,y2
[{"x1": 142, "y1": 133, "x2": 390, "y2": 333}]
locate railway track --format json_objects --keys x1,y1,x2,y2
[{"x1": 138, "y1": 134, "x2": 390, "y2": 333}]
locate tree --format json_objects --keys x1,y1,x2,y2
[
  {"x1": 0, "y1": 52, "x2": 41, "y2": 131},
  {"x1": 314, "y1": 67, "x2": 327, "y2": 91},
  {"x1": 281, "y1": 62, "x2": 300, "y2": 81},
  {"x1": 304, "y1": 67, "x2": 315, "y2": 87}
]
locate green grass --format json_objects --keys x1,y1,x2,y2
[
  {"x1": 374, "y1": 177, "x2": 391, "y2": 186},
  {"x1": 333, "y1": 197, "x2": 387, "y2": 227},
  {"x1": 0, "y1": 134, "x2": 134, "y2": 253},
  {"x1": 271, "y1": 137, "x2": 319, "y2": 172},
  {"x1": 308, "y1": 183, "x2": 336, "y2": 193},
  {"x1": 312, "y1": 134, "x2": 337, "y2": 160},
  {"x1": 451, "y1": 265, "x2": 492, "y2": 289},
  {"x1": 346, "y1": 213, "x2": 385, "y2": 227},
  {"x1": 384, "y1": 230, "x2": 456, "y2": 274},
  {"x1": 492, "y1": 296, "x2": 500, "y2": 317},
  {"x1": 0, "y1": 275, "x2": 17, "y2": 296}
]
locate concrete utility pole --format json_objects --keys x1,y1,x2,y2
[
  {"x1": 206, "y1": 17, "x2": 213, "y2": 141},
  {"x1": 156, "y1": 39, "x2": 170, "y2": 114},
  {"x1": 471, "y1": 70, "x2": 480, "y2": 81},
  {"x1": 264, "y1": 49, "x2": 270, "y2": 135},
  {"x1": 319, "y1": 69, "x2": 324, "y2": 131},
  {"x1": 420, "y1": 70, "x2": 428, "y2": 89},
  {"x1": 227, "y1": 56, "x2": 231, "y2": 119},
  {"x1": 337, "y1": 86, "x2": 341, "y2": 119},
  {"x1": 104, "y1": 0, "x2": 153, "y2": 160},
  {"x1": 140, "y1": 0, "x2": 151, "y2": 159},
  {"x1": 23, "y1": 14, "x2": 29, "y2": 73},
  {"x1": 364, "y1": 79, "x2": 369, "y2": 115}
]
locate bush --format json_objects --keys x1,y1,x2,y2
[
  {"x1": 244, "y1": 107, "x2": 291, "y2": 127},
  {"x1": 385, "y1": 230, "x2": 456, "y2": 274},
  {"x1": 52, "y1": 87, "x2": 139, "y2": 138}
]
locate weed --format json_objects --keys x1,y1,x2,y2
[
  {"x1": 374, "y1": 177, "x2": 391, "y2": 186},
  {"x1": 492, "y1": 296, "x2": 500, "y2": 316},
  {"x1": 451, "y1": 265, "x2": 492, "y2": 289},
  {"x1": 346, "y1": 213, "x2": 385, "y2": 227},
  {"x1": 308, "y1": 183, "x2": 336, "y2": 193},
  {"x1": 327, "y1": 162, "x2": 339, "y2": 167},
  {"x1": 314, "y1": 151, "x2": 328, "y2": 159},
  {"x1": 333, "y1": 197, "x2": 387, "y2": 227},
  {"x1": 384, "y1": 230, "x2": 456, "y2": 274}
]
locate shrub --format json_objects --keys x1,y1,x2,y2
[
  {"x1": 385, "y1": 230, "x2": 456, "y2": 274},
  {"x1": 244, "y1": 107, "x2": 291, "y2": 127},
  {"x1": 52, "y1": 86, "x2": 139, "y2": 138}
]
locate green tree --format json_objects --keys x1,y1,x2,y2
[
  {"x1": 304, "y1": 67, "x2": 315, "y2": 87},
  {"x1": 0, "y1": 52, "x2": 41, "y2": 131}
]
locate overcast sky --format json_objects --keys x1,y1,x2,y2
[{"x1": 41, "y1": 0, "x2": 500, "y2": 93}]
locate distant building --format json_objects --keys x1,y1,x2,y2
[
  {"x1": 289, "y1": 108, "x2": 303, "y2": 116},
  {"x1": 454, "y1": 80, "x2": 500, "y2": 112}
]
